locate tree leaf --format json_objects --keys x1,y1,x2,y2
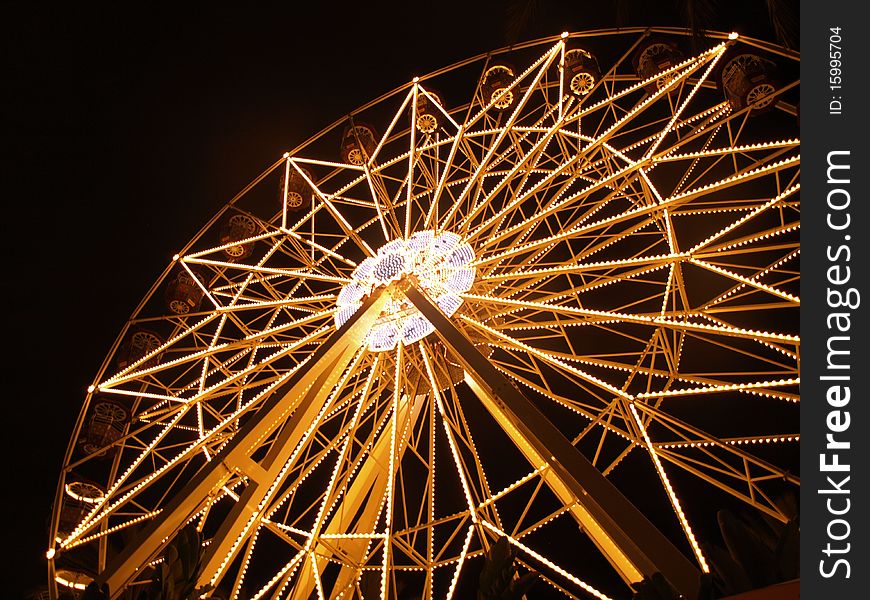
[{"x1": 718, "y1": 510, "x2": 779, "y2": 589}]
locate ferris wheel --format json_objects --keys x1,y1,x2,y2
[{"x1": 48, "y1": 28, "x2": 800, "y2": 600}]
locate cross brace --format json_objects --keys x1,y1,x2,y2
[
  {"x1": 93, "y1": 279, "x2": 702, "y2": 600},
  {"x1": 95, "y1": 287, "x2": 391, "y2": 598},
  {"x1": 401, "y1": 279, "x2": 702, "y2": 599}
]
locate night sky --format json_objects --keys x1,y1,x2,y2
[{"x1": 4, "y1": 1, "x2": 797, "y2": 597}]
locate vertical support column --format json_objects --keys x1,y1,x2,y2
[{"x1": 400, "y1": 280, "x2": 701, "y2": 599}]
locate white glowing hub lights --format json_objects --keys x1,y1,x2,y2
[
  {"x1": 334, "y1": 231, "x2": 475, "y2": 351},
  {"x1": 52, "y1": 29, "x2": 800, "y2": 600}
]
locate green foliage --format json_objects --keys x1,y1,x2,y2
[
  {"x1": 135, "y1": 525, "x2": 213, "y2": 600},
  {"x1": 702, "y1": 494, "x2": 799, "y2": 597},
  {"x1": 629, "y1": 496, "x2": 800, "y2": 600},
  {"x1": 477, "y1": 536, "x2": 539, "y2": 600}
]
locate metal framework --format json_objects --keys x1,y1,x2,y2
[{"x1": 49, "y1": 27, "x2": 800, "y2": 600}]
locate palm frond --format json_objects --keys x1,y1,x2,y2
[
  {"x1": 504, "y1": 0, "x2": 540, "y2": 44},
  {"x1": 679, "y1": 0, "x2": 718, "y2": 50},
  {"x1": 766, "y1": 0, "x2": 798, "y2": 48}
]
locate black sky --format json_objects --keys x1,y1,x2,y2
[{"x1": 3, "y1": 1, "x2": 797, "y2": 597}]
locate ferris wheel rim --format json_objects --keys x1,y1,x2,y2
[{"x1": 50, "y1": 26, "x2": 800, "y2": 600}]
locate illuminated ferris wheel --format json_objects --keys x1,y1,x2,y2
[{"x1": 49, "y1": 28, "x2": 800, "y2": 600}]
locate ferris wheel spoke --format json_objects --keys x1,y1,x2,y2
[
  {"x1": 488, "y1": 319, "x2": 798, "y2": 411},
  {"x1": 497, "y1": 264, "x2": 671, "y2": 311},
  {"x1": 570, "y1": 43, "x2": 721, "y2": 126},
  {"x1": 187, "y1": 259, "x2": 353, "y2": 286},
  {"x1": 461, "y1": 292, "x2": 798, "y2": 348},
  {"x1": 680, "y1": 148, "x2": 797, "y2": 203},
  {"x1": 489, "y1": 320, "x2": 775, "y2": 398},
  {"x1": 460, "y1": 313, "x2": 630, "y2": 402},
  {"x1": 689, "y1": 257, "x2": 799, "y2": 304},
  {"x1": 624, "y1": 401, "x2": 709, "y2": 572},
  {"x1": 287, "y1": 399, "x2": 429, "y2": 598},
  {"x1": 306, "y1": 169, "x2": 378, "y2": 259},
  {"x1": 482, "y1": 251, "x2": 687, "y2": 284},
  {"x1": 477, "y1": 199, "x2": 643, "y2": 273},
  {"x1": 441, "y1": 43, "x2": 563, "y2": 229},
  {"x1": 249, "y1": 423, "x2": 378, "y2": 560},
  {"x1": 467, "y1": 119, "x2": 730, "y2": 256},
  {"x1": 53, "y1": 30, "x2": 799, "y2": 600},
  {"x1": 579, "y1": 101, "x2": 729, "y2": 181},
  {"x1": 642, "y1": 49, "x2": 727, "y2": 163},
  {"x1": 185, "y1": 229, "x2": 284, "y2": 263},
  {"x1": 488, "y1": 350, "x2": 624, "y2": 422},
  {"x1": 657, "y1": 139, "x2": 801, "y2": 168},
  {"x1": 407, "y1": 158, "x2": 442, "y2": 233},
  {"x1": 258, "y1": 377, "x2": 396, "y2": 597},
  {"x1": 60, "y1": 406, "x2": 196, "y2": 547},
  {"x1": 99, "y1": 312, "x2": 222, "y2": 385},
  {"x1": 563, "y1": 351, "x2": 799, "y2": 402},
  {"x1": 246, "y1": 548, "x2": 307, "y2": 600},
  {"x1": 474, "y1": 153, "x2": 798, "y2": 272},
  {"x1": 455, "y1": 100, "x2": 569, "y2": 236},
  {"x1": 653, "y1": 444, "x2": 799, "y2": 521},
  {"x1": 282, "y1": 225, "x2": 359, "y2": 268},
  {"x1": 632, "y1": 400, "x2": 799, "y2": 520},
  {"x1": 692, "y1": 229, "x2": 800, "y2": 269},
  {"x1": 200, "y1": 347, "x2": 373, "y2": 589},
  {"x1": 403, "y1": 87, "x2": 423, "y2": 238},
  {"x1": 696, "y1": 313, "x2": 798, "y2": 367},
  {"x1": 686, "y1": 191, "x2": 800, "y2": 256},
  {"x1": 425, "y1": 130, "x2": 466, "y2": 228},
  {"x1": 484, "y1": 215, "x2": 659, "y2": 287},
  {"x1": 420, "y1": 346, "x2": 482, "y2": 521},
  {"x1": 480, "y1": 521, "x2": 614, "y2": 600},
  {"x1": 466, "y1": 137, "x2": 649, "y2": 250},
  {"x1": 484, "y1": 342, "x2": 649, "y2": 476},
  {"x1": 561, "y1": 50, "x2": 722, "y2": 170},
  {"x1": 100, "y1": 321, "x2": 334, "y2": 399},
  {"x1": 363, "y1": 161, "x2": 404, "y2": 242}
]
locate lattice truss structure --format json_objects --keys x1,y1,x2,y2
[{"x1": 50, "y1": 28, "x2": 800, "y2": 600}]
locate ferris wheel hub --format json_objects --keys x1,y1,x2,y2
[
  {"x1": 53, "y1": 28, "x2": 799, "y2": 600},
  {"x1": 335, "y1": 230, "x2": 476, "y2": 351}
]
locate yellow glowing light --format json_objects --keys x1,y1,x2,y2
[
  {"x1": 629, "y1": 403, "x2": 709, "y2": 573},
  {"x1": 53, "y1": 30, "x2": 798, "y2": 599},
  {"x1": 445, "y1": 525, "x2": 475, "y2": 600}
]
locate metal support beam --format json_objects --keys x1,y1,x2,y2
[
  {"x1": 97, "y1": 287, "x2": 391, "y2": 598},
  {"x1": 400, "y1": 280, "x2": 702, "y2": 600},
  {"x1": 289, "y1": 393, "x2": 428, "y2": 600}
]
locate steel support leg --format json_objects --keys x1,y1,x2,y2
[
  {"x1": 400, "y1": 280, "x2": 702, "y2": 600},
  {"x1": 97, "y1": 288, "x2": 391, "y2": 598}
]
